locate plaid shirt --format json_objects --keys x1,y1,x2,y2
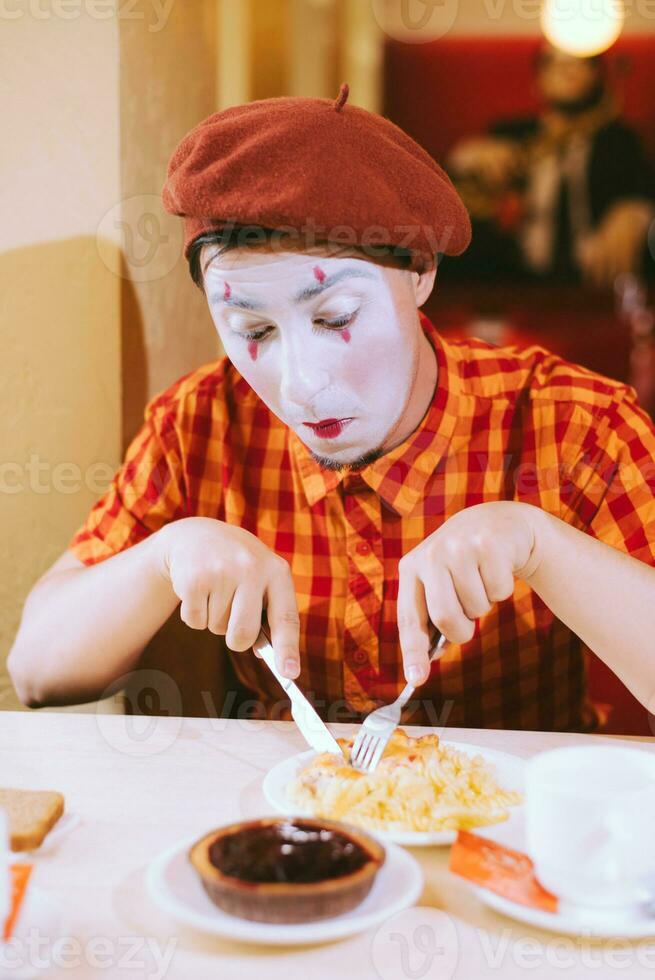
[{"x1": 68, "y1": 312, "x2": 655, "y2": 732}]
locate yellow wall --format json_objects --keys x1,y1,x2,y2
[
  {"x1": 0, "y1": 2, "x2": 220, "y2": 710},
  {"x1": 0, "y1": 8, "x2": 122, "y2": 712},
  {"x1": 119, "y1": 1, "x2": 221, "y2": 445}
]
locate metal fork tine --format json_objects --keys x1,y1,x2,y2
[
  {"x1": 352, "y1": 725, "x2": 389, "y2": 770},
  {"x1": 352, "y1": 734, "x2": 371, "y2": 769},
  {"x1": 362, "y1": 735, "x2": 377, "y2": 772},
  {"x1": 364, "y1": 737, "x2": 382, "y2": 772},
  {"x1": 360, "y1": 736, "x2": 380, "y2": 772},
  {"x1": 368, "y1": 738, "x2": 387, "y2": 773},
  {"x1": 350, "y1": 632, "x2": 449, "y2": 772},
  {"x1": 353, "y1": 734, "x2": 375, "y2": 770}
]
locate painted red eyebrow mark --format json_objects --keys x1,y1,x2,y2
[
  {"x1": 224, "y1": 281, "x2": 231, "y2": 300},
  {"x1": 247, "y1": 341, "x2": 258, "y2": 362},
  {"x1": 341, "y1": 329, "x2": 351, "y2": 343},
  {"x1": 313, "y1": 266, "x2": 326, "y2": 283}
]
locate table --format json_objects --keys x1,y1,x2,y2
[{"x1": 2, "y1": 710, "x2": 654, "y2": 979}]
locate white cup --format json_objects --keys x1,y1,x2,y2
[{"x1": 525, "y1": 746, "x2": 655, "y2": 910}]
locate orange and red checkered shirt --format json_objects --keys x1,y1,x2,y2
[{"x1": 68, "y1": 312, "x2": 655, "y2": 732}]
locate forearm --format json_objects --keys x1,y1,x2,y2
[
  {"x1": 7, "y1": 532, "x2": 179, "y2": 708},
  {"x1": 521, "y1": 504, "x2": 655, "y2": 710}
]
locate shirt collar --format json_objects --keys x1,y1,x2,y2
[{"x1": 289, "y1": 312, "x2": 462, "y2": 515}]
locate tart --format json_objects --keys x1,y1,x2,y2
[{"x1": 189, "y1": 816, "x2": 385, "y2": 923}]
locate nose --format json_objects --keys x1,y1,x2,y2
[{"x1": 279, "y1": 331, "x2": 331, "y2": 409}]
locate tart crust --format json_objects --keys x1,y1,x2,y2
[{"x1": 189, "y1": 816, "x2": 385, "y2": 923}]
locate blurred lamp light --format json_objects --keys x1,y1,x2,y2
[{"x1": 540, "y1": 0, "x2": 625, "y2": 57}]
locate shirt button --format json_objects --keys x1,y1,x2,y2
[{"x1": 356, "y1": 541, "x2": 371, "y2": 556}]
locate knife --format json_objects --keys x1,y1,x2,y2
[{"x1": 252, "y1": 627, "x2": 343, "y2": 756}]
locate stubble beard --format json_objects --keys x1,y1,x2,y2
[{"x1": 309, "y1": 444, "x2": 387, "y2": 473}]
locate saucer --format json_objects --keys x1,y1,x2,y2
[
  {"x1": 147, "y1": 832, "x2": 424, "y2": 946},
  {"x1": 473, "y1": 886, "x2": 655, "y2": 939}
]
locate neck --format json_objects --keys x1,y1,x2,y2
[{"x1": 383, "y1": 327, "x2": 438, "y2": 453}]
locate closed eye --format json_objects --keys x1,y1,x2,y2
[
  {"x1": 312, "y1": 314, "x2": 354, "y2": 333},
  {"x1": 240, "y1": 312, "x2": 357, "y2": 345}
]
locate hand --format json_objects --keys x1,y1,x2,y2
[
  {"x1": 448, "y1": 137, "x2": 521, "y2": 188},
  {"x1": 577, "y1": 200, "x2": 655, "y2": 288},
  {"x1": 154, "y1": 517, "x2": 301, "y2": 678},
  {"x1": 396, "y1": 501, "x2": 542, "y2": 687}
]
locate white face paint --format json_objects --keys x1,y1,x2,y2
[{"x1": 202, "y1": 244, "x2": 437, "y2": 469}]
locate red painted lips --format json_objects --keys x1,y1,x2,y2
[{"x1": 302, "y1": 418, "x2": 353, "y2": 439}]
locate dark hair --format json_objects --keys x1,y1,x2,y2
[{"x1": 187, "y1": 224, "x2": 418, "y2": 291}]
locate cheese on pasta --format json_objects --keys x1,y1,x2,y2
[{"x1": 287, "y1": 728, "x2": 521, "y2": 833}]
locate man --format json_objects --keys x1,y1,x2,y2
[
  {"x1": 9, "y1": 85, "x2": 655, "y2": 731},
  {"x1": 445, "y1": 43, "x2": 655, "y2": 285}
]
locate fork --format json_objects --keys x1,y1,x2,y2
[{"x1": 349, "y1": 633, "x2": 448, "y2": 774}]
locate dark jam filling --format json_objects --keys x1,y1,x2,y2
[{"x1": 208, "y1": 821, "x2": 370, "y2": 884}]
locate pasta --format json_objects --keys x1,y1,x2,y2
[{"x1": 287, "y1": 728, "x2": 522, "y2": 833}]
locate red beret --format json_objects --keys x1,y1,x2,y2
[{"x1": 161, "y1": 83, "x2": 471, "y2": 274}]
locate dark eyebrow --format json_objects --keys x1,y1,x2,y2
[{"x1": 208, "y1": 267, "x2": 376, "y2": 310}]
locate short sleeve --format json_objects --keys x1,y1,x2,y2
[
  {"x1": 67, "y1": 401, "x2": 187, "y2": 566},
  {"x1": 561, "y1": 388, "x2": 655, "y2": 567}
]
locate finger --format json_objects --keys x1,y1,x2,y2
[
  {"x1": 226, "y1": 583, "x2": 265, "y2": 652},
  {"x1": 207, "y1": 581, "x2": 235, "y2": 636},
  {"x1": 266, "y1": 563, "x2": 301, "y2": 679},
  {"x1": 444, "y1": 550, "x2": 492, "y2": 620},
  {"x1": 397, "y1": 563, "x2": 432, "y2": 686},
  {"x1": 423, "y1": 566, "x2": 476, "y2": 646},
  {"x1": 179, "y1": 590, "x2": 209, "y2": 630},
  {"x1": 478, "y1": 554, "x2": 515, "y2": 604}
]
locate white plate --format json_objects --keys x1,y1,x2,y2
[
  {"x1": 146, "y1": 832, "x2": 423, "y2": 946},
  {"x1": 262, "y1": 741, "x2": 525, "y2": 847},
  {"x1": 474, "y1": 886, "x2": 655, "y2": 939}
]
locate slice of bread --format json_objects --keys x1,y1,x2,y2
[{"x1": 0, "y1": 789, "x2": 65, "y2": 851}]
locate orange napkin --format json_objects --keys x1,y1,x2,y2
[
  {"x1": 449, "y1": 831, "x2": 558, "y2": 914},
  {"x1": 3, "y1": 864, "x2": 33, "y2": 942}
]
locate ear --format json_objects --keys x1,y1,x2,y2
[{"x1": 411, "y1": 265, "x2": 437, "y2": 307}]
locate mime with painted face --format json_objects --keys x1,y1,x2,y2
[{"x1": 10, "y1": 84, "x2": 655, "y2": 732}]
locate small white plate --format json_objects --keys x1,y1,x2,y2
[
  {"x1": 146, "y1": 832, "x2": 423, "y2": 946},
  {"x1": 474, "y1": 886, "x2": 655, "y2": 939},
  {"x1": 262, "y1": 741, "x2": 525, "y2": 847}
]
